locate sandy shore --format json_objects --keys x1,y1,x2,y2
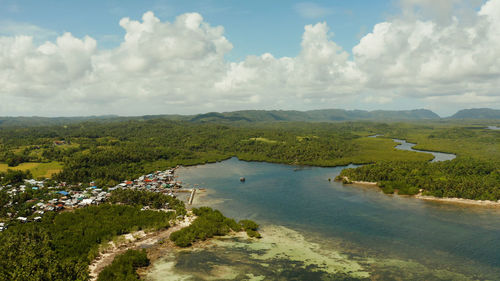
[
  {"x1": 350, "y1": 180, "x2": 378, "y2": 186},
  {"x1": 88, "y1": 214, "x2": 196, "y2": 281},
  {"x1": 341, "y1": 176, "x2": 378, "y2": 186},
  {"x1": 415, "y1": 194, "x2": 500, "y2": 207},
  {"x1": 341, "y1": 177, "x2": 500, "y2": 207}
]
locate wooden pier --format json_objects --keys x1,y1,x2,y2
[{"x1": 188, "y1": 189, "x2": 196, "y2": 205}]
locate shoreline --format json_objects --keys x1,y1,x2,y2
[
  {"x1": 415, "y1": 194, "x2": 500, "y2": 207},
  {"x1": 341, "y1": 176, "x2": 500, "y2": 208}
]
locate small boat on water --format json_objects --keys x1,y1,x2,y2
[{"x1": 240, "y1": 177, "x2": 246, "y2": 182}]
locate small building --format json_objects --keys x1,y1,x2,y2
[{"x1": 17, "y1": 217, "x2": 28, "y2": 223}]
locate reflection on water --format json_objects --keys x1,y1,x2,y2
[
  {"x1": 146, "y1": 158, "x2": 500, "y2": 280},
  {"x1": 487, "y1": 126, "x2": 500, "y2": 130}
]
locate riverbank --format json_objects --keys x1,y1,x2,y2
[
  {"x1": 88, "y1": 214, "x2": 196, "y2": 280},
  {"x1": 340, "y1": 176, "x2": 500, "y2": 208}
]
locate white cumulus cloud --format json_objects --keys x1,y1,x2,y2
[
  {"x1": 353, "y1": 0, "x2": 500, "y2": 109},
  {"x1": 0, "y1": 0, "x2": 500, "y2": 116}
]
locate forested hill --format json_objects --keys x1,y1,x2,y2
[
  {"x1": 4, "y1": 107, "x2": 500, "y2": 127},
  {"x1": 187, "y1": 109, "x2": 440, "y2": 122},
  {"x1": 0, "y1": 109, "x2": 440, "y2": 127},
  {"x1": 0, "y1": 116, "x2": 120, "y2": 127},
  {"x1": 449, "y1": 108, "x2": 500, "y2": 119}
]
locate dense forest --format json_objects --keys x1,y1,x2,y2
[
  {"x1": 0, "y1": 119, "x2": 429, "y2": 186},
  {"x1": 339, "y1": 158, "x2": 500, "y2": 200}
]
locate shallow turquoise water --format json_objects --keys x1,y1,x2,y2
[{"x1": 148, "y1": 158, "x2": 500, "y2": 280}]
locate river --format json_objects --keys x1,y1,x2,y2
[
  {"x1": 145, "y1": 144, "x2": 498, "y2": 280},
  {"x1": 392, "y1": 139, "x2": 456, "y2": 162}
]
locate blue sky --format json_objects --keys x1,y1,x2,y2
[
  {"x1": 0, "y1": 0, "x2": 395, "y2": 60},
  {"x1": 0, "y1": 0, "x2": 498, "y2": 117}
]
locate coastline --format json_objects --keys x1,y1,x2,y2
[
  {"x1": 341, "y1": 176, "x2": 500, "y2": 207},
  {"x1": 340, "y1": 176, "x2": 378, "y2": 186},
  {"x1": 415, "y1": 194, "x2": 500, "y2": 207}
]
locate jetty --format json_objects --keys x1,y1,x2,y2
[{"x1": 188, "y1": 189, "x2": 196, "y2": 205}]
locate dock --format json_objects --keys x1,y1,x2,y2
[{"x1": 188, "y1": 189, "x2": 196, "y2": 205}]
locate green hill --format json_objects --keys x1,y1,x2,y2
[
  {"x1": 449, "y1": 108, "x2": 500, "y2": 119},
  {"x1": 187, "y1": 109, "x2": 440, "y2": 123},
  {"x1": 0, "y1": 109, "x2": 442, "y2": 127}
]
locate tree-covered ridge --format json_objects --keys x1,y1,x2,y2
[
  {"x1": 0, "y1": 108, "x2": 444, "y2": 128},
  {"x1": 339, "y1": 158, "x2": 500, "y2": 200}
]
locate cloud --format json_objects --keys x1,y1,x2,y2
[
  {"x1": 215, "y1": 22, "x2": 364, "y2": 106},
  {"x1": 294, "y1": 2, "x2": 333, "y2": 19},
  {"x1": 1, "y1": 1, "x2": 500, "y2": 116},
  {"x1": 353, "y1": 0, "x2": 500, "y2": 100}
]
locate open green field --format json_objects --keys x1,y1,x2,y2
[
  {"x1": 248, "y1": 137, "x2": 278, "y2": 144},
  {"x1": 378, "y1": 122, "x2": 500, "y2": 161},
  {"x1": 0, "y1": 162, "x2": 63, "y2": 179}
]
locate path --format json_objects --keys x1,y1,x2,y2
[{"x1": 88, "y1": 214, "x2": 195, "y2": 280}]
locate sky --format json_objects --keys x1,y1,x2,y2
[{"x1": 0, "y1": 0, "x2": 499, "y2": 117}]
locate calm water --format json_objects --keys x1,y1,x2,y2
[
  {"x1": 147, "y1": 158, "x2": 500, "y2": 280},
  {"x1": 488, "y1": 126, "x2": 500, "y2": 130}
]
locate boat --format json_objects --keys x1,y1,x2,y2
[{"x1": 240, "y1": 177, "x2": 246, "y2": 182}]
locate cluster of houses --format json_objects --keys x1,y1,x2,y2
[
  {"x1": 110, "y1": 169, "x2": 179, "y2": 193},
  {"x1": 0, "y1": 168, "x2": 185, "y2": 232}
]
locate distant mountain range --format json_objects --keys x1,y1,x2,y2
[
  {"x1": 0, "y1": 108, "x2": 499, "y2": 127},
  {"x1": 187, "y1": 109, "x2": 440, "y2": 122}
]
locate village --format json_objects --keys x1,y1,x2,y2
[{"x1": 0, "y1": 168, "x2": 194, "y2": 232}]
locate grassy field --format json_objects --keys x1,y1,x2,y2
[
  {"x1": 0, "y1": 162, "x2": 63, "y2": 179},
  {"x1": 348, "y1": 137, "x2": 434, "y2": 162},
  {"x1": 381, "y1": 123, "x2": 500, "y2": 161},
  {"x1": 248, "y1": 137, "x2": 278, "y2": 144}
]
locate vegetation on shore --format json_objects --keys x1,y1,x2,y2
[
  {"x1": 97, "y1": 249, "x2": 149, "y2": 281},
  {"x1": 170, "y1": 207, "x2": 261, "y2": 247},
  {"x1": 339, "y1": 158, "x2": 500, "y2": 200}
]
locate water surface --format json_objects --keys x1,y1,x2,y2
[{"x1": 147, "y1": 158, "x2": 500, "y2": 280}]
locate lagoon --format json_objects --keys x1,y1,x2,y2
[{"x1": 146, "y1": 158, "x2": 500, "y2": 280}]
